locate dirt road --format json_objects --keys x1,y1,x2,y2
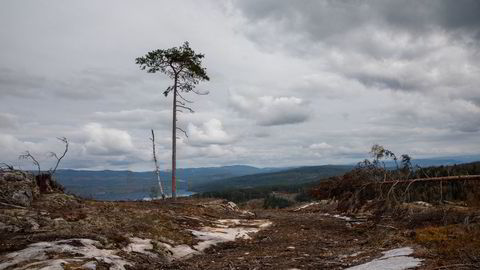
[{"x1": 167, "y1": 207, "x2": 416, "y2": 270}]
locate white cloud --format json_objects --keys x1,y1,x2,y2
[
  {"x1": 187, "y1": 119, "x2": 234, "y2": 146},
  {"x1": 309, "y1": 142, "x2": 333, "y2": 151},
  {"x1": 83, "y1": 123, "x2": 135, "y2": 156}
]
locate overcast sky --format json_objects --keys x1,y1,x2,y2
[{"x1": 1, "y1": 0, "x2": 479, "y2": 171}]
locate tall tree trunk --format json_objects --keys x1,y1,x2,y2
[{"x1": 172, "y1": 76, "x2": 177, "y2": 199}]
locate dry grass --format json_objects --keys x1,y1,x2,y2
[{"x1": 415, "y1": 224, "x2": 480, "y2": 266}]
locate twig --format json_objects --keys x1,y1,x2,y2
[
  {"x1": 432, "y1": 264, "x2": 478, "y2": 270},
  {"x1": 192, "y1": 89, "x2": 209, "y2": 95},
  {"x1": 0, "y1": 163, "x2": 15, "y2": 171},
  {"x1": 176, "y1": 91, "x2": 193, "y2": 103},
  {"x1": 376, "y1": 175, "x2": 480, "y2": 185},
  {"x1": 177, "y1": 104, "x2": 194, "y2": 113},
  {"x1": 377, "y1": 224, "x2": 398, "y2": 230},
  {"x1": 176, "y1": 127, "x2": 189, "y2": 138},
  {"x1": 19, "y1": 151, "x2": 41, "y2": 175},
  {"x1": 0, "y1": 201, "x2": 27, "y2": 209},
  {"x1": 49, "y1": 137, "x2": 69, "y2": 175}
]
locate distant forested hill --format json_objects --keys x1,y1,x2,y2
[
  {"x1": 55, "y1": 165, "x2": 286, "y2": 200},
  {"x1": 191, "y1": 165, "x2": 354, "y2": 192}
]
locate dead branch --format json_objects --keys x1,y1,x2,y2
[
  {"x1": 177, "y1": 104, "x2": 194, "y2": 113},
  {"x1": 49, "y1": 137, "x2": 69, "y2": 175},
  {"x1": 176, "y1": 91, "x2": 193, "y2": 103},
  {"x1": 0, "y1": 162, "x2": 15, "y2": 171},
  {"x1": 176, "y1": 100, "x2": 186, "y2": 106},
  {"x1": 381, "y1": 175, "x2": 480, "y2": 185},
  {"x1": 377, "y1": 224, "x2": 399, "y2": 230},
  {"x1": 432, "y1": 264, "x2": 478, "y2": 270},
  {"x1": 176, "y1": 127, "x2": 189, "y2": 138},
  {"x1": 19, "y1": 151, "x2": 41, "y2": 175},
  {"x1": 0, "y1": 201, "x2": 27, "y2": 209},
  {"x1": 192, "y1": 89, "x2": 209, "y2": 95},
  {"x1": 386, "y1": 180, "x2": 400, "y2": 205},
  {"x1": 416, "y1": 165, "x2": 430, "y2": 178}
]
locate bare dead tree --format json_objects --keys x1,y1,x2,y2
[
  {"x1": 17, "y1": 137, "x2": 69, "y2": 193},
  {"x1": 0, "y1": 162, "x2": 15, "y2": 171},
  {"x1": 19, "y1": 151, "x2": 41, "y2": 175},
  {"x1": 150, "y1": 130, "x2": 165, "y2": 199},
  {"x1": 48, "y1": 137, "x2": 69, "y2": 175}
]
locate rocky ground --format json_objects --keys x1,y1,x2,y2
[
  {"x1": 165, "y1": 202, "x2": 438, "y2": 270},
  {"x1": 1, "y1": 170, "x2": 480, "y2": 269}
]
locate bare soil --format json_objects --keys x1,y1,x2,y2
[
  {"x1": 166, "y1": 209, "x2": 413, "y2": 269},
  {"x1": 1, "y1": 194, "x2": 479, "y2": 269}
]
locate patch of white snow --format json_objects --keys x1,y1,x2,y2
[
  {"x1": 0, "y1": 239, "x2": 130, "y2": 270},
  {"x1": 160, "y1": 219, "x2": 272, "y2": 261},
  {"x1": 345, "y1": 247, "x2": 423, "y2": 270}
]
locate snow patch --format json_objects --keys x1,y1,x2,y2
[
  {"x1": 161, "y1": 219, "x2": 272, "y2": 261},
  {"x1": 0, "y1": 219, "x2": 272, "y2": 268},
  {"x1": 345, "y1": 247, "x2": 423, "y2": 270},
  {"x1": 0, "y1": 239, "x2": 130, "y2": 270}
]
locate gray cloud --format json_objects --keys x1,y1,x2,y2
[
  {"x1": 234, "y1": 0, "x2": 480, "y2": 112},
  {"x1": 369, "y1": 97, "x2": 480, "y2": 133},
  {"x1": 0, "y1": 0, "x2": 478, "y2": 170},
  {"x1": 0, "y1": 67, "x2": 139, "y2": 100},
  {"x1": 0, "y1": 68, "x2": 47, "y2": 98},
  {"x1": 0, "y1": 112, "x2": 18, "y2": 129},
  {"x1": 93, "y1": 109, "x2": 171, "y2": 130},
  {"x1": 236, "y1": 0, "x2": 480, "y2": 42},
  {"x1": 229, "y1": 93, "x2": 311, "y2": 126}
]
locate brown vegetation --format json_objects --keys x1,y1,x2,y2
[{"x1": 305, "y1": 146, "x2": 480, "y2": 269}]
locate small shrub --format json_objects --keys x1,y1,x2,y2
[
  {"x1": 294, "y1": 190, "x2": 314, "y2": 202},
  {"x1": 263, "y1": 194, "x2": 293, "y2": 209}
]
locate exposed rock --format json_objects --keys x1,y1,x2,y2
[
  {"x1": 0, "y1": 222, "x2": 21, "y2": 233},
  {"x1": 0, "y1": 171, "x2": 39, "y2": 207},
  {"x1": 11, "y1": 190, "x2": 32, "y2": 207},
  {"x1": 33, "y1": 193, "x2": 82, "y2": 211},
  {"x1": 201, "y1": 200, "x2": 255, "y2": 217}
]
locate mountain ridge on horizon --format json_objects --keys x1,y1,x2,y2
[
  {"x1": 52, "y1": 154, "x2": 480, "y2": 201},
  {"x1": 55, "y1": 153, "x2": 480, "y2": 173}
]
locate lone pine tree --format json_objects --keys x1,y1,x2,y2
[{"x1": 136, "y1": 42, "x2": 209, "y2": 199}]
